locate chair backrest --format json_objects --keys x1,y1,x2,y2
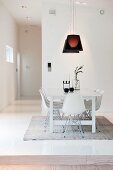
[
  {"x1": 62, "y1": 92, "x2": 85, "y2": 116},
  {"x1": 39, "y1": 89, "x2": 50, "y2": 109},
  {"x1": 95, "y1": 89, "x2": 104, "y2": 110},
  {"x1": 39, "y1": 88, "x2": 63, "y2": 111},
  {"x1": 84, "y1": 89, "x2": 104, "y2": 111}
]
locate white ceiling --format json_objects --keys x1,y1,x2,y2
[
  {"x1": 1, "y1": 0, "x2": 113, "y2": 26},
  {"x1": 1, "y1": 0, "x2": 42, "y2": 25}
]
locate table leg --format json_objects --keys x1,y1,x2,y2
[
  {"x1": 49, "y1": 97, "x2": 53, "y2": 133},
  {"x1": 92, "y1": 97, "x2": 96, "y2": 133}
]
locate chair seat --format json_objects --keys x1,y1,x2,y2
[{"x1": 62, "y1": 92, "x2": 86, "y2": 138}]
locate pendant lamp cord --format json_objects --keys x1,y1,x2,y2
[
  {"x1": 75, "y1": 0, "x2": 76, "y2": 33},
  {"x1": 69, "y1": 0, "x2": 71, "y2": 34},
  {"x1": 73, "y1": 0, "x2": 76, "y2": 34},
  {"x1": 69, "y1": 0, "x2": 76, "y2": 34},
  {"x1": 73, "y1": 0, "x2": 74, "y2": 33}
]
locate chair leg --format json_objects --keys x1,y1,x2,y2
[
  {"x1": 96, "y1": 120, "x2": 101, "y2": 132},
  {"x1": 63, "y1": 116, "x2": 71, "y2": 133},
  {"x1": 77, "y1": 114, "x2": 84, "y2": 133},
  {"x1": 78, "y1": 122, "x2": 84, "y2": 138},
  {"x1": 56, "y1": 110, "x2": 62, "y2": 120},
  {"x1": 44, "y1": 111, "x2": 49, "y2": 132},
  {"x1": 63, "y1": 114, "x2": 84, "y2": 138},
  {"x1": 87, "y1": 110, "x2": 92, "y2": 119},
  {"x1": 72, "y1": 115, "x2": 84, "y2": 138},
  {"x1": 83, "y1": 110, "x2": 92, "y2": 120}
]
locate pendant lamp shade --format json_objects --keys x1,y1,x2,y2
[
  {"x1": 68, "y1": 35, "x2": 79, "y2": 48},
  {"x1": 63, "y1": 0, "x2": 83, "y2": 53},
  {"x1": 63, "y1": 34, "x2": 83, "y2": 53}
]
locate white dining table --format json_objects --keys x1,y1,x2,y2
[{"x1": 45, "y1": 88, "x2": 101, "y2": 133}]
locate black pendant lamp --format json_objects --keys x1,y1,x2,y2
[{"x1": 63, "y1": 0, "x2": 83, "y2": 53}]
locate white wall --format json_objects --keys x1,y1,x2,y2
[
  {"x1": 19, "y1": 25, "x2": 42, "y2": 97},
  {"x1": 0, "y1": 1, "x2": 18, "y2": 111},
  {"x1": 42, "y1": 1, "x2": 113, "y2": 113}
]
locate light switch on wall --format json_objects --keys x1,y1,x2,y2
[{"x1": 48, "y1": 62, "x2": 51, "y2": 72}]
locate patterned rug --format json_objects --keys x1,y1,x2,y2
[{"x1": 23, "y1": 116, "x2": 113, "y2": 140}]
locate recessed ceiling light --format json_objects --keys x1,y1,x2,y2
[
  {"x1": 49, "y1": 9, "x2": 56, "y2": 15},
  {"x1": 25, "y1": 29, "x2": 28, "y2": 33},
  {"x1": 21, "y1": 5, "x2": 27, "y2": 9},
  {"x1": 26, "y1": 16, "x2": 31, "y2": 19},
  {"x1": 100, "y1": 9, "x2": 105, "y2": 15}
]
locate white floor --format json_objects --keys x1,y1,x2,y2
[{"x1": 0, "y1": 99, "x2": 113, "y2": 156}]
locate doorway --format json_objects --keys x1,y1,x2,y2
[{"x1": 17, "y1": 25, "x2": 42, "y2": 99}]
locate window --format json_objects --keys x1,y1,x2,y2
[{"x1": 6, "y1": 45, "x2": 13, "y2": 63}]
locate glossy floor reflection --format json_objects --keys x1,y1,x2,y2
[{"x1": 0, "y1": 99, "x2": 113, "y2": 155}]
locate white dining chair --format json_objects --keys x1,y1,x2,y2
[
  {"x1": 39, "y1": 89, "x2": 63, "y2": 131},
  {"x1": 84, "y1": 89, "x2": 104, "y2": 119},
  {"x1": 62, "y1": 92, "x2": 86, "y2": 138}
]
